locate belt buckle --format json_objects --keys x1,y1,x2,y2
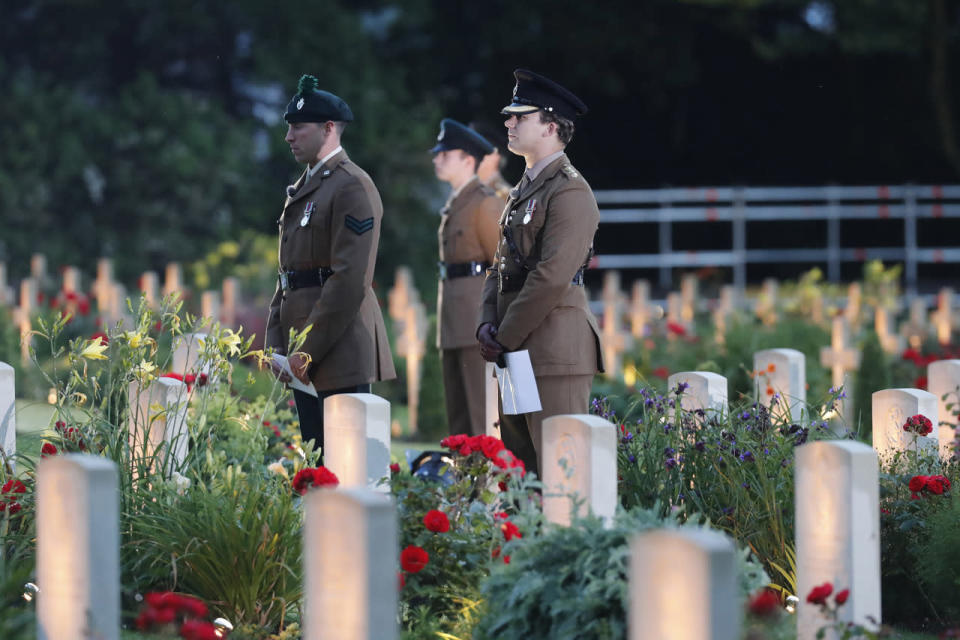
[
  {"x1": 472, "y1": 262, "x2": 483, "y2": 276},
  {"x1": 438, "y1": 262, "x2": 448, "y2": 281},
  {"x1": 280, "y1": 272, "x2": 290, "y2": 291}
]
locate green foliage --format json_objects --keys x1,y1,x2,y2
[
  {"x1": 914, "y1": 490, "x2": 960, "y2": 624},
  {"x1": 851, "y1": 331, "x2": 889, "y2": 438},
  {"x1": 598, "y1": 384, "x2": 841, "y2": 594},
  {"x1": 473, "y1": 507, "x2": 768, "y2": 640}
]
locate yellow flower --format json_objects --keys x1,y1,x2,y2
[
  {"x1": 219, "y1": 329, "x2": 242, "y2": 356},
  {"x1": 267, "y1": 461, "x2": 289, "y2": 479},
  {"x1": 79, "y1": 336, "x2": 108, "y2": 360},
  {"x1": 123, "y1": 331, "x2": 145, "y2": 349},
  {"x1": 133, "y1": 360, "x2": 157, "y2": 382}
]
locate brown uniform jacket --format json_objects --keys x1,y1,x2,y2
[
  {"x1": 265, "y1": 149, "x2": 396, "y2": 390},
  {"x1": 437, "y1": 177, "x2": 502, "y2": 349},
  {"x1": 479, "y1": 154, "x2": 604, "y2": 376}
]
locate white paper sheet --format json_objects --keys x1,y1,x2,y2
[
  {"x1": 272, "y1": 353, "x2": 318, "y2": 397},
  {"x1": 495, "y1": 350, "x2": 541, "y2": 415}
]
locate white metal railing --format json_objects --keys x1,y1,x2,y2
[{"x1": 593, "y1": 184, "x2": 960, "y2": 295}]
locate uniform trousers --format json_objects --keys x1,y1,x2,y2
[
  {"x1": 293, "y1": 383, "x2": 371, "y2": 461},
  {"x1": 497, "y1": 374, "x2": 594, "y2": 478},
  {"x1": 442, "y1": 346, "x2": 487, "y2": 436}
]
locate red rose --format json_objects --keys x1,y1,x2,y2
[
  {"x1": 291, "y1": 469, "x2": 315, "y2": 495},
  {"x1": 926, "y1": 476, "x2": 948, "y2": 495},
  {"x1": 502, "y1": 554, "x2": 511, "y2": 564},
  {"x1": 180, "y1": 620, "x2": 220, "y2": 640},
  {"x1": 312, "y1": 467, "x2": 339, "y2": 488},
  {"x1": 491, "y1": 546, "x2": 501, "y2": 559},
  {"x1": 423, "y1": 509, "x2": 450, "y2": 533},
  {"x1": 908, "y1": 476, "x2": 929, "y2": 493},
  {"x1": 747, "y1": 589, "x2": 781, "y2": 618},
  {"x1": 652, "y1": 366, "x2": 670, "y2": 379},
  {"x1": 666, "y1": 321, "x2": 687, "y2": 337},
  {"x1": 903, "y1": 414, "x2": 933, "y2": 436},
  {"x1": 480, "y1": 436, "x2": 505, "y2": 460},
  {"x1": 40, "y1": 442, "x2": 58, "y2": 458},
  {"x1": 390, "y1": 462, "x2": 401, "y2": 474},
  {"x1": 2, "y1": 479, "x2": 26, "y2": 495},
  {"x1": 196, "y1": 373, "x2": 209, "y2": 387},
  {"x1": 5, "y1": 502, "x2": 21, "y2": 514},
  {"x1": 500, "y1": 521, "x2": 522, "y2": 541},
  {"x1": 835, "y1": 589, "x2": 850, "y2": 605},
  {"x1": 440, "y1": 434, "x2": 468, "y2": 449},
  {"x1": 400, "y1": 545, "x2": 429, "y2": 573},
  {"x1": 806, "y1": 582, "x2": 833, "y2": 605}
]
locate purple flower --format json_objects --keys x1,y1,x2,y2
[
  {"x1": 664, "y1": 447, "x2": 676, "y2": 457},
  {"x1": 739, "y1": 451, "x2": 755, "y2": 463},
  {"x1": 694, "y1": 441, "x2": 706, "y2": 452},
  {"x1": 664, "y1": 457, "x2": 677, "y2": 470},
  {"x1": 674, "y1": 381, "x2": 690, "y2": 395},
  {"x1": 628, "y1": 454, "x2": 636, "y2": 463}
]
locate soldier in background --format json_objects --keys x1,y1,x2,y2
[
  {"x1": 431, "y1": 118, "x2": 502, "y2": 436},
  {"x1": 266, "y1": 74, "x2": 396, "y2": 457},
  {"x1": 476, "y1": 69, "x2": 604, "y2": 476},
  {"x1": 470, "y1": 120, "x2": 513, "y2": 201}
]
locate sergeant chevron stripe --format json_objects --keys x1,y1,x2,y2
[{"x1": 344, "y1": 215, "x2": 375, "y2": 235}]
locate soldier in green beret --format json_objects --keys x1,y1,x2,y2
[
  {"x1": 476, "y1": 69, "x2": 604, "y2": 476},
  {"x1": 265, "y1": 75, "x2": 396, "y2": 458}
]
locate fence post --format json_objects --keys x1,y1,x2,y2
[
  {"x1": 904, "y1": 183, "x2": 918, "y2": 298},
  {"x1": 658, "y1": 190, "x2": 673, "y2": 291},
  {"x1": 826, "y1": 184, "x2": 841, "y2": 282},
  {"x1": 732, "y1": 187, "x2": 747, "y2": 293}
]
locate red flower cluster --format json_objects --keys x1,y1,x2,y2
[
  {"x1": 500, "y1": 520, "x2": 522, "y2": 541},
  {"x1": 40, "y1": 442, "x2": 58, "y2": 458},
  {"x1": 909, "y1": 474, "x2": 951, "y2": 497},
  {"x1": 423, "y1": 509, "x2": 450, "y2": 533},
  {"x1": 903, "y1": 414, "x2": 933, "y2": 436},
  {"x1": 666, "y1": 321, "x2": 687, "y2": 337},
  {"x1": 389, "y1": 462, "x2": 401, "y2": 474},
  {"x1": 180, "y1": 619, "x2": 221, "y2": 640},
  {"x1": 400, "y1": 545, "x2": 429, "y2": 573},
  {"x1": 806, "y1": 582, "x2": 833, "y2": 605},
  {"x1": 262, "y1": 420, "x2": 282, "y2": 438},
  {"x1": 747, "y1": 589, "x2": 780, "y2": 617},
  {"x1": 54, "y1": 420, "x2": 88, "y2": 451},
  {"x1": 161, "y1": 372, "x2": 210, "y2": 392},
  {"x1": 135, "y1": 592, "x2": 210, "y2": 632},
  {"x1": 52, "y1": 290, "x2": 92, "y2": 319},
  {"x1": 0, "y1": 479, "x2": 27, "y2": 515},
  {"x1": 439, "y1": 434, "x2": 525, "y2": 477},
  {"x1": 652, "y1": 366, "x2": 670, "y2": 379},
  {"x1": 291, "y1": 467, "x2": 340, "y2": 495}
]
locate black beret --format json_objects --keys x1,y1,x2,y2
[
  {"x1": 284, "y1": 75, "x2": 354, "y2": 124},
  {"x1": 501, "y1": 69, "x2": 588, "y2": 121},
  {"x1": 430, "y1": 118, "x2": 494, "y2": 158}
]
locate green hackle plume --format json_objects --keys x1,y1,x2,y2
[{"x1": 297, "y1": 74, "x2": 319, "y2": 97}]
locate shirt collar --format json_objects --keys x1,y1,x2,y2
[
  {"x1": 524, "y1": 150, "x2": 565, "y2": 182},
  {"x1": 449, "y1": 174, "x2": 478, "y2": 201},
  {"x1": 307, "y1": 145, "x2": 343, "y2": 178}
]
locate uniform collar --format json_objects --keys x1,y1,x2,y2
[
  {"x1": 523, "y1": 149, "x2": 565, "y2": 182},
  {"x1": 307, "y1": 145, "x2": 343, "y2": 179}
]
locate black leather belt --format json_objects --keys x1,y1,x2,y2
[
  {"x1": 499, "y1": 269, "x2": 585, "y2": 293},
  {"x1": 438, "y1": 260, "x2": 490, "y2": 281},
  {"x1": 279, "y1": 267, "x2": 334, "y2": 292}
]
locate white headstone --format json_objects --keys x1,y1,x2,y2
[
  {"x1": 324, "y1": 394, "x2": 391, "y2": 490},
  {"x1": 602, "y1": 271, "x2": 634, "y2": 376},
  {"x1": 754, "y1": 348, "x2": 806, "y2": 419},
  {"x1": 484, "y1": 362, "x2": 501, "y2": 439},
  {"x1": 0, "y1": 362, "x2": 15, "y2": 469},
  {"x1": 756, "y1": 278, "x2": 778, "y2": 325},
  {"x1": 931, "y1": 288, "x2": 955, "y2": 346},
  {"x1": 221, "y1": 277, "x2": 239, "y2": 327},
  {"x1": 820, "y1": 317, "x2": 860, "y2": 422},
  {"x1": 871, "y1": 389, "x2": 938, "y2": 460},
  {"x1": 163, "y1": 262, "x2": 182, "y2": 299},
  {"x1": 667, "y1": 371, "x2": 728, "y2": 417},
  {"x1": 61, "y1": 266, "x2": 81, "y2": 294},
  {"x1": 629, "y1": 529, "x2": 739, "y2": 640},
  {"x1": 900, "y1": 298, "x2": 928, "y2": 349},
  {"x1": 30, "y1": 253, "x2": 47, "y2": 287},
  {"x1": 17, "y1": 277, "x2": 36, "y2": 364},
  {"x1": 795, "y1": 441, "x2": 880, "y2": 640},
  {"x1": 128, "y1": 377, "x2": 189, "y2": 471},
  {"x1": 37, "y1": 454, "x2": 120, "y2": 640},
  {"x1": 927, "y1": 360, "x2": 960, "y2": 459},
  {"x1": 680, "y1": 273, "x2": 698, "y2": 324},
  {"x1": 874, "y1": 308, "x2": 903, "y2": 354},
  {"x1": 713, "y1": 285, "x2": 738, "y2": 344},
  {"x1": 541, "y1": 414, "x2": 617, "y2": 526},
  {"x1": 172, "y1": 333, "x2": 209, "y2": 377},
  {"x1": 94, "y1": 257, "x2": 114, "y2": 313},
  {"x1": 304, "y1": 488, "x2": 397, "y2": 640},
  {"x1": 630, "y1": 280, "x2": 650, "y2": 339},
  {"x1": 139, "y1": 271, "x2": 159, "y2": 308},
  {"x1": 201, "y1": 290, "x2": 221, "y2": 325},
  {"x1": 845, "y1": 282, "x2": 862, "y2": 330}
]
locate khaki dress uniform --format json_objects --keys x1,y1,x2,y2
[
  {"x1": 437, "y1": 177, "x2": 502, "y2": 435},
  {"x1": 479, "y1": 153, "x2": 604, "y2": 475},
  {"x1": 486, "y1": 173, "x2": 513, "y2": 201},
  {"x1": 266, "y1": 148, "x2": 396, "y2": 448}
]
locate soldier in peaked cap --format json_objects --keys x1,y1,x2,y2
[
  {"x1": 431, "y1": 118, "x2": 503, "y2": 437},
  {"x1": 476, "y1": 69, "x2": 604, "y2": 477},
  {"x1": 470, "y1": 120, "x2": 513, "y2": 201},
  {"x1": 265, "y1": 74, "x2": 396, "y2": 458}
]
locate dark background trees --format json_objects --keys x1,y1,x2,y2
[{"x1": 1, "y1": 0, "x2": 958, "y2": 292}]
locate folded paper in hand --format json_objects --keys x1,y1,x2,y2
[
  {"x1": 272, "y1": 353, "x2": 318, "y2": 397},
  {"x1": 495, "y1": 350, "x2": 541, "y2": 415}
]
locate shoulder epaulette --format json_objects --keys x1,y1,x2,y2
[{"x1": 560, "y1": 164, "x2": 580, "y2": 179}]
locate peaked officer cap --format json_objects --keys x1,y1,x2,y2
[
  {"x1": 284, "y1": 74, "x2": 354, "y2": 124},
  {"x1": 501, "y1": 69, "x2": 588, "y2": 121},
  {"x1": 430, "y1": 118, "x2": 495, "y2": 158}
]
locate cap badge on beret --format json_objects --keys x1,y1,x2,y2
[{"x1": 297, "y1": 98, "x2": 305, "y2": 110}]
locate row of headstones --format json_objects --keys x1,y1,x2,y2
[
  {"x1": 32, "y1": 409, "x2": 875, "y2": 639},
  {"x1": 600, "y1": 271, "x2": 958, "y2": 379},
  {"x1": 1, "y1": 257, "x2": 240, "y2": 362}
]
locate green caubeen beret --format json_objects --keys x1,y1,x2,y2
[{"x1": 284, "y1": 74, "x2": 354, "y2": 124}]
